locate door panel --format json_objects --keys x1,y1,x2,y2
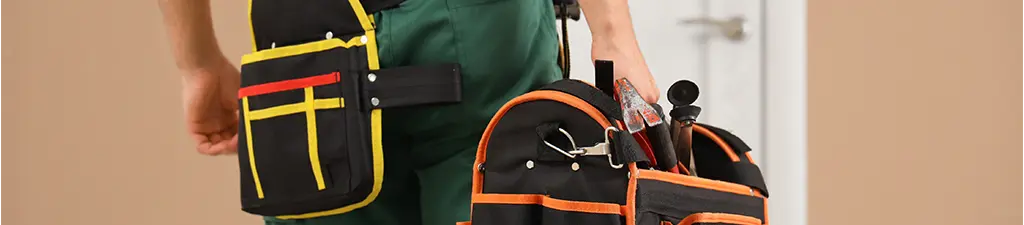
[{"x1": 706, "y1": 0, "x2": 764, "y2": 164}]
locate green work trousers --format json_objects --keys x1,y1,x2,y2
[{"x1": 263, "y1": 0, "x2": 561, "y2": 224}]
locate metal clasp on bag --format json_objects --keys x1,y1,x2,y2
[{"x1": 543, "y1": 126, "x2": 624, "y2": 169}]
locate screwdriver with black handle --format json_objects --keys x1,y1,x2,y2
[{"x1": 667, "y1": 80, "x2": 701, "y2": 175}]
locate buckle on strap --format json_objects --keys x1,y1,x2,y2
[{"x1": 363, "y1": 63, "x2": 462, "y2": 109}]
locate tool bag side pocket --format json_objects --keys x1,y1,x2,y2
[{"x1": 236, "y1": 37, "x2": 382, "y2": 218}]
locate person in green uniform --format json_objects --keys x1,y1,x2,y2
[{"x1": 157, "y1": 0, "x2": 659, "y2": 224}]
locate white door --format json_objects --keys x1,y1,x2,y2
[
  {"x1": 561, "y1": 1, "x2": 807, "y2": 225},
  {"x1": 563, "y1": 1, "x2": 763, "y2": 163}
]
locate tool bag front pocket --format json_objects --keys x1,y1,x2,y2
[
  {"x1": 633, "y1": 170, "x2": 767, "y2": 225},
  {"x1": 470, "y1": 194, "x2": 625, "y2": 225},
  {"x1": 675, "y1": 213, "x2": 762, "y2": 225},
  {"x1": 236, "y1": 36, "x2": 382, "y2": 219}
]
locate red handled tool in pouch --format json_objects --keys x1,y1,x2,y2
[{"x1": 594, "y1": 60, "x2": 680, "y2": 173}]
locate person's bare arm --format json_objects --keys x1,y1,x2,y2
[
  {"x1": 158, "y1": 0, "x2": 241, "y2": 155},
  {"x1": 578, "y1": 0, "x2": 660, "y2": 103},
  {"x1": 158, "y1": 0, "x2": 230, "y2": 71}
]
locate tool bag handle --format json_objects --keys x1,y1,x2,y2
[{"x1": 539, "y1": 79, "x2": 622, "y2": 121}]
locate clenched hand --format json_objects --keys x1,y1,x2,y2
[{"x1": 181, "y1": 59, "x2": 241, "y2": 155}]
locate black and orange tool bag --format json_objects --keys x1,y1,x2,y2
[
  {"x1": 237, "y1": 0, "x2": 460, "y2": 219},
  {"x1": 464, "y1": 79, "x2": 770, "y2": 225}
]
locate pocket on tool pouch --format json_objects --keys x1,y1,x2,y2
[
  {"x1": 469, "y1": 194, "x2": 624, "y2": 225},
  {"x1": 236, "y1": 36, "x2": 382, "y2": 219},
  {"x1": 674, "y1": 213, "x2": 761, "y2": 225},
  {"x1": 633, "y1": 170, "x2": 767, "y2": 225}
]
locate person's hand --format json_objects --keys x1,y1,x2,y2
[
  {"x1": 592, "y1": 42, "x2": 661, "y2": 103},
  {"x1": 181, "y1": 58, "x2": 241, "y2": 156}
]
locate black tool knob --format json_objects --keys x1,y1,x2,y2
[
  {"x1": 668, "y1": 80, "x2": 702, "y2": 121},
  {"x1": 667, "y1": 80, "x2": 699, "y2": 106}
]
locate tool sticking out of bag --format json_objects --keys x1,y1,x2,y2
[
  {"x1": 614, "y1": 79, "x2": 664, "y2": 133},
  {"x1": 667, "y1": 80, "x2": 702, "y2": 175},
  {"x1": 593, "y1": 60, "x2": 683, "y2": 172}
]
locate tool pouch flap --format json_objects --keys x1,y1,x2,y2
[{"x1": 237, "y1": 36, "x2": 461, "y2": 219}]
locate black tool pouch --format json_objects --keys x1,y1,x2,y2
[
  {"x1": 464, "y1": 80, "x2": 769, "y2": 225},
  {"x1": 238, "y1": 0, "x2": 460, "y2": 219}
]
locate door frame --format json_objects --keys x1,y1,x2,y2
[{"x1": 761, "y1": 0, "x2": 807, "y2": 224}]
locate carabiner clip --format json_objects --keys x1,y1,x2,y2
[
  {"x1": 543, "y1": 128, "x2": 578, "y2": 159},
  {"x1": 541, "y1": 126, "x2": 624, "y2": 169}
]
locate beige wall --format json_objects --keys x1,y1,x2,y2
[
  {"x1": 2, "y1": 0, "x2": 1020, "y2": 224},
  {"x1": 3, "y1": 0, "x2": 257, "y2": 224},
  {"x1": 808, "y1": 0, "x2": 1021, "y2": 224}
]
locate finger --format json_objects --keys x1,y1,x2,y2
[
  {"x1": 219, "y1": 129, "x2": 240, "y2": 154},
  {"x1": 209, "y1": 132, "x2": 224, "y2": 144},
  {"x1": 643, "y1": 92, "x2": 660, "y2": 104},
  {"x1": 206, "y1": 139, "x2": 232, "y2": 156},
  {"x1": 226, "y1": 134, "x2": 240, "y2": 154},
  {"x1": 191, "y1": 133, "x2": 210, "y2": 144},
  {"x1": 196, "y1": 141, "x2": 220, "y2": 155}
]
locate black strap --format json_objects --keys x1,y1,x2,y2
[
  {"x1": 733, "y1": 162, "x2": 769, "y2": 197},
  {"x1": 540, "y1": 79, "x2": 622, "y2": 121},
  {"x1": 557, "y1": 2, "x2": 571, "y2": 79},
  {"x1": 611, "y1": 130, "x2": 649, "y2": 165},
  {"x1": 365, "y1": 63, "x2": 462, "y2": 109}
]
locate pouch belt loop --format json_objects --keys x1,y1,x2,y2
[{"x1": 364, "y1": 63, "x2": 462, "y2": 109}]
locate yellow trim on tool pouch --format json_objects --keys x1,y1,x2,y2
[
  {"x1": 347, "y1": 0, "x2": 379, "y2": 70},
  {"x1": 274, "y1": 1, "x2": 384, "y2": 219},
  {"x1": 304, "y1": 88, "x2": 327, "y2": 190},
  {"x1": 247, "y1": 98, "x2": 343, "y2": 121},
  {"x1": 276, "y1": 109, "x2": 384, "y2": 219},
  {"x1": 348, "y1": 0, "x2": 374, "y2": 31},
  {"x1": 242, "y1": 97, "x2": 265, "y2": 199},
  {"x1": 241, "y1": 37, "x2": 368, "y2": 65}
]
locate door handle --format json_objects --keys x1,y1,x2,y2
[{"x1": 680, "y1": 16, "x2": 747, "y2": 41}]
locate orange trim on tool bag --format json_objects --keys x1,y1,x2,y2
[
  {"x1": 625, "y1": 164, "x2": 639, "y2": 225},
  {"x1": 455, "y1": 222, "x2": 471, "y2": 225},
  {"x1": 762, "y1": 198, "x2": 770, "y2": 225},
  {"x1": 692, "y1": 124, "x2": 740, "y2": 162},
  {"x1": 745, "y1": 152, "x2": 756, "y2": 164},
  {"x1": 238, "y1": 72, "x2": 340, "y2": 98},
  {"x1": 661, "y1": 221, "x2": 673, "y2": 225},
  {"x1": 472, "y1": 90, "x2": 614, "y2": 195},
  {"x1": 638, "y1": 169, "x2": 757, "y2": 197},
  {"x1": 677, "y1": 213, "x2": 762, "y2": 225},
  {"x1": 473, "y1": 194, "x2": 623, "y2": 215}
]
